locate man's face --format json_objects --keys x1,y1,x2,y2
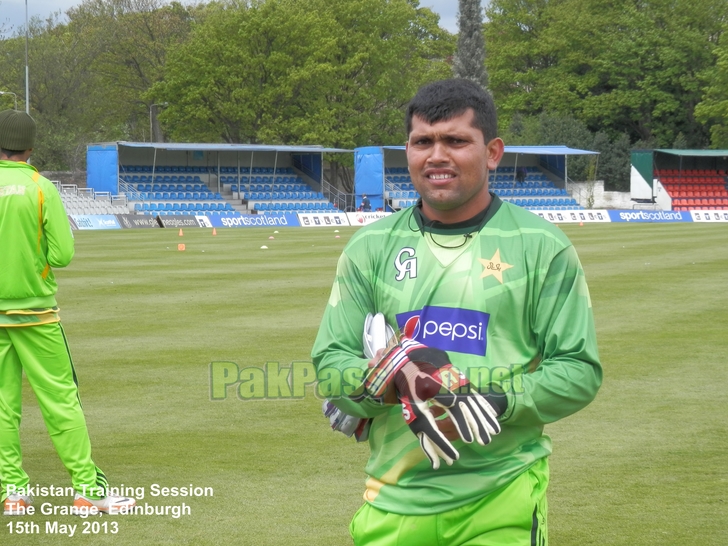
[{"x1": 406, "y1": 109, "x2": 504, "y2": 224}]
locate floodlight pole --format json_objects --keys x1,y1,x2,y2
[{"x1": 25, "y1": 0, "x2": 29, "y2": 114}]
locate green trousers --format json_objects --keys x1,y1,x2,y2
[
  {"x1": 0, "y1": 323, "x2": 107, "y2": 501},
  {"x1": 350, "y1": 457, "x2": 549, "y2": 546}
]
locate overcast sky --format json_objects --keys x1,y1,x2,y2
[{"x1": 0, "y1": 0, "x2": 460, "y2": 35}]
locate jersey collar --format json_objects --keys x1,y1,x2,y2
[{"x1": 412, "y1": 193, "x2": 503, "y2": 236}]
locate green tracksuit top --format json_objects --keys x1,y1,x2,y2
[
  {"x1": 0, "y1": 160, "x2": 74, "y2": 312},
  {"x1": 312, "y1": 195, "x2": 602, "y2": 515}
]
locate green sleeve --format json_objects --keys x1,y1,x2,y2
[
  {"x1": 311, "y1": 249, "x2": 392, "y2": 419},
  {"x1": 41, "y1": 180, "x2": 74, "y2": 268},
  {"x1": 500, "y1": 244, "x2": 602, "y2": 425}
]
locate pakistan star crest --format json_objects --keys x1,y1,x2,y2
[{"x1": 479, "y1": 249, "x2": 513, "y2": 283}]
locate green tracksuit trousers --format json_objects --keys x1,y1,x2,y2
[
  {"x1": 0, "y1": 323, "x2": 107, "y2": 501},
  {"x1": 350, "y1": 457, "x2": 549, "y2": 546}
]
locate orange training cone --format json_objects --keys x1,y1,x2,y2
[
  {"x1": 178, "y1": 243, "x2": 186, "y2": 251},
  {"x1": 179, "y1": 228, "x2": 184, "y2": 236},
  {"x1": 579, "y1": 222, "x2": 584, "y2": 227},
  {"x1": 212, "y1": 228, "x2": 217, "y2": 236}
]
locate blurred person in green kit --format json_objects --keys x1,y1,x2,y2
[{"x1": 0, "y1": 110, "x2": 135, "y2": 516}]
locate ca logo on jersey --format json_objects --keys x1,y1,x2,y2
[{"x1": 394, "y1": 247, "x2": 417, "y2": 281}]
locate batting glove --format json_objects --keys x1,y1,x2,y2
[
  {"x1": 364, "y1": 338, "x2": 502, "y2": 469},
  {"x1": 323, "y1": 313, "x2": 396, "y2": 442},
  {"x1": 322, "y1": 399, "x2": 373, "y2": 441}
]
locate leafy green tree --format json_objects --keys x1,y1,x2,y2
[
  {"x1": 672, "y1": 132, "x2": 688, "y2": 149},
  {"x1": 695, "y1": 23, "x2": 728, "y2": 148},
  {"x1": 535, "y1": 112, "x2": 594, "y2": 182},
  {"x1": 151, "y1": 0, "x2": 454, "y2": 148},
  {"x1": 484, "y1": 0, "x2": 552, "y2": 117},
  {"x1": 0, "y1": 13, "x2": 112, "y2": 170},
  {"x1": 591, "y1": 131, "x2": 631, "y2": 191},
  {"x1": 66, "y1": 0, "x2": 199, "y2": 141},
  {"x1": 500, "y1": 111, "x2": 632, "y2": 190},
  {"x1": 0, "y1": 0, "x2": 199, "y2": 169},
  {"x1": 486, "y1": 0, "x2": 726, "y2": 148},
  {"x1": 453, "y1": 0, "x2": 488, "y2": 88}
]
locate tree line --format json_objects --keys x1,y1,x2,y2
[{"x1": 0, "y1": 0, "x2": 726, "y2": 191}]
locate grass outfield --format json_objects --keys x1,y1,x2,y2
[{"x1": 7, "y1": 223, "x2": 728, "y2": 545}]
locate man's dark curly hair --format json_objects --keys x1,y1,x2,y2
[{"x1": 405, "y1": 79, "x2": 498, "y2": 143}]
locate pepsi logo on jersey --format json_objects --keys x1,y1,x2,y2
[{"x1": 396, "y1": 306, "x2": 489, "y2": 356}]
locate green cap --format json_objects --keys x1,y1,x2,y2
[{"x1": 0, "y1": 110, "x2": 36, "y2": 151}]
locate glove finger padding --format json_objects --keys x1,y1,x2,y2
[
  {"x1": 401, "y1": 394, "x2": 459, "y2": 470},
  {"x1": 394, "y1": 362, "x2": 460, "y2": 469},
  {"x1": 432, "y1": 391, "x2": 501, "y2": 446},
  {"x1": 418, "y1": 432, "x2": 457, "y2": 470},
  {"x1": 424, "y1": 359, "x2": 503, "y2": 447}
]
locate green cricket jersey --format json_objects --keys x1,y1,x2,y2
[
  {"x1": 312, "y1": 195, "x2": 602, "y2": 515},
  {"x1": 0, "y1": 160, "x2": 74, "y2": 315}
]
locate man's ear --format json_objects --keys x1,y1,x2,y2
[{"x1": 486, "y1": 138, "x2": 505, "y2": 171}]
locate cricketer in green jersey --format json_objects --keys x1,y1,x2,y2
[
  {"x1": 0, "y1": 110, "x2": 135, "y2": 516},
  {"x1": 312, "y1": 79, "x2": 602, "y2": 545}
]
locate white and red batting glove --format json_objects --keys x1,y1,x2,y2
[
  {"x1": 363, "y1": 338, "x2": 502, "y2": 470},
  {"x1": 323, "y1": 313, "x2": 396, "y2": 442}
]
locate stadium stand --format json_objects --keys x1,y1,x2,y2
[
  {"x1": 656, "y1": 168, "x2": 728, "y2": 211},
  {"x1": 219, "y1": 166, "x2": 337, "y2": 213},
  {"x1": 57, "y1": 183, "x2": 130, "y2": 216},
  {"x1": 119, "y1": 165, "x2": 337, "y2": 215},
  {"x1": 384, "y1": 165, "x2": 582, "y2": 211},
  {"x1": 119, "y1": 165, "x2": 236, "y2": 216}
]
